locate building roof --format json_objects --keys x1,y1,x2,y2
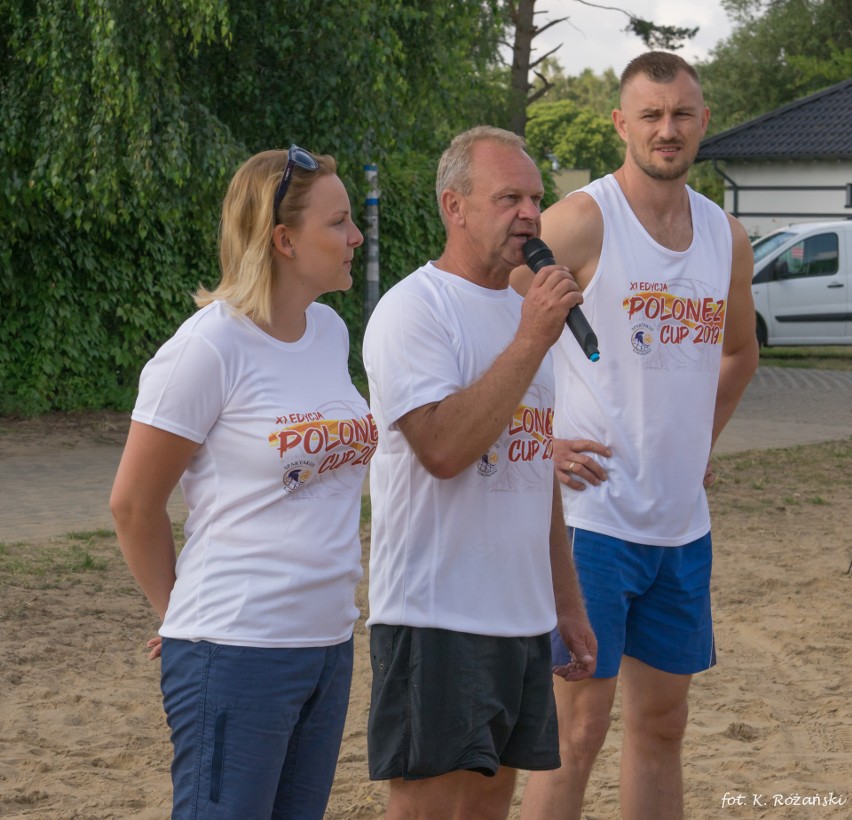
[{"x1": 697, "y1": 78, "x2": 852, "y2": 162}]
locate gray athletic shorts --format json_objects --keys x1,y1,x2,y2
[{"x1": 367, "y1": 624, "x2": 560, "y2": 780}]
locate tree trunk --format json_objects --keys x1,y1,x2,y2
[{"x1": 509, "y1": 0, "x2": 536, "y2": 137}]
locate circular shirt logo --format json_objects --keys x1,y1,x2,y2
[
  {"x1": 282, "y1": 463, "x2": 313, "y2": 493},
  {"x1": 477, "y1": 449, "x2": 499, "y2": 477},
  {"x1": 631, "y1": 323, "x2": 654, "y2": 355}
]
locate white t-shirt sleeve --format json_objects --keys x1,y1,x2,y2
[
  {"x1": 364, "y1": 282, "x2": 463, "y2": 427},
  {"x1": 132, "y1": 331, "x2": 228, "y2": 444}
]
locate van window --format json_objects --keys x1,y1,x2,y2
[
  {"x1": 752, "y1": 231, "x2": 793, "y2": 263},
  {"x1": 776, "y1": 233, "x2": 839, "y2": 278}
]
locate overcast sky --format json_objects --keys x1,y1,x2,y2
[{"x1": 524, "y1": 0, "x2": 734, "y2": 76}]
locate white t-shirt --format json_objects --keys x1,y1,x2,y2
[
  {"x1": 555, "y1": 175, "x2": 732, "y2": 546},
  {"x1": 363, "y1": 262, "x2": 557, "y2": 638},
  {"x1": 132, "y1": 300, "x2": 375, "y2": 647}
]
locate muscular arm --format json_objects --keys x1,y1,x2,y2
[
  {"x1": 396, "y1": 266, "x2": 581, "y2": 478},
  {"x1": 110, "y1": 421, "x2": 200, "y2": 621},
  {"x1": 712, "y1": 216, "x2": 759, "y2": 447},
  {"x1": 510, "y1": 193, "x2": 603, "y2": 297},
  {"x1": 510, "y1": 194, "x2": 612, "y2": 489}
]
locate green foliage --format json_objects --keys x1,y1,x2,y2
[
  {"x1": 321, "y1": 152, "x2": 447, "y2": 377},
  {"x1": 533, "y1": 63, "x2": 620, "y2": 118},
  {"x1": 627, "y1": 18, "x2": 698, "y2": 50},
  {"x1": 0, "y1": 209, "x2": 223, "y2": 415},
  {"x1": 190, "y1": 0, "x2": 508, "y2": 161},
  {"x1": 0, "y1": 0, "x2": 508, "y2": 415},
  {"x1": 525, "y1": 99, "x2": 624, "y2": 179},
  {"x1": 700, "y1": 0, "x2": 852, "y2": 133},
  {"x1": 688, "y1": 161, "x2": 725, "y2": 206},
  {"x1": 788, "y1": 43, "x2": 852, "y2": 89},
  {"x1": 5, "y1": 0, "x2": 764, "y2": 416},
  {"x1": 0, "y1": 0, "x2": 241, "y2": 414}
]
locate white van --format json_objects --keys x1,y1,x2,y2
[{"x1": 750, "y1": 220, "x2": 852, "y2": 346}]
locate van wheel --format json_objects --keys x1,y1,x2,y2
[{"x1": 755, "y1": 315, "x2": 767, "y2": 348}]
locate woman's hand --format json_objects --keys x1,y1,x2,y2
[
  {"x1": 146, "y1": 635, "x2": 163, "y2": 660},
  {"x1": 703, "y1": 458, "x2": 717, "y2": 488}
]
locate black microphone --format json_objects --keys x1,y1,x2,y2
[{"x1": 523, "y1": 237, "x2": 600, "y2": 362}]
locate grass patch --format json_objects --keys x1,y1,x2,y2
[
  {"x1": 66, "y1": 528, "x2": 114, "y2": 540},
  {"x1": 0, "y1": 531, "x2": 113, "y2": 590},
  {"x1": 65, "y1": 545, "x2": 108, "y2": 571},
  {"x1": 760, "y1": 346, "x2": 852, "y2": 370},
  {"x1": 711, "y1": 438, "x2": 852, "y2": 522}
]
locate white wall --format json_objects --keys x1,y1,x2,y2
[{"x1": 714, "y1": 161, "x2": 852, "y2": 237}]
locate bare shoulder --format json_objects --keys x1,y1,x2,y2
[
  {"x1": 510, "y1": 192, "x2": 603, "y2": 296},
  {"x1": 726, "y1": 212, "x2": 751, "y2": 246},
  {"x1": 541, "y1": 192, "x2": 601, "y2": 236},
  {"x1": 726, "y1": 213, "x2": 755, "y2": 286},
  {"x1": 541, "y1": 192, "x2": 603, "y2": 287}
]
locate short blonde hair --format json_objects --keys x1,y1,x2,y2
[
  {"x1": 435, "y1": 125, "x2": 527, "y2": 220},
  {"x1": 195, "y1": 148, "x2": 336, "y2": 324}
]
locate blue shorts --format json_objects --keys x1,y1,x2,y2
[
  {"x1": 552, "y1": 528, "x2": 716, "y2": 678},
  {"x1": 160, "y1": 637, "x2": 353, "y2": 820}
]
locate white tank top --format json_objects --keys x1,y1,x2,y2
[{"x1": 554, "y1": 174, "x2": 732, "y2": 546}]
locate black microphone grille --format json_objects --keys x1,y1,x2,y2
[
  {"x1": 522, "y1": 237, "x2": 554, "y2": 273},
  {"x1": 522, "y1": 237, "x2": 547, "y2": 257}
]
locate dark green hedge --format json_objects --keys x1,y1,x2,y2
[
  {"x1": 0, "y1": 152, "x2": 448, "y2": 416},
  {"x1": 0, "y1": 148, "x2": 566, "y2": 416},
  {"x1": 1, "y1": 215, "x2": 207, "y2": 415}
]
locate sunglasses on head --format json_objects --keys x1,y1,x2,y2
[{"x1": 273, "y1": 144, "x2": 319, "y2": 214}]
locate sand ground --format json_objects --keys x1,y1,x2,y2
[{"x1": 1, "y1": 367, "x2": 850, "y2": 819}]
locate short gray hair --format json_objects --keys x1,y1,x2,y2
[{"x1": 435, "y1": 126, "x2": 527, "y2": 216}]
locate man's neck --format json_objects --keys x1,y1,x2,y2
[
  {"x1": 434, "y1": 248, "x2": 510, "y2": 291},
  {"x1": 612, "y1": 166, "x2": 693, "y2": 252}
]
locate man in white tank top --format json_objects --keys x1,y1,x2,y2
[{"x1": 512, "y1": 53, "x2": 759, "y2": 820}]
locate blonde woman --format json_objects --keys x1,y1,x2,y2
[{"x1": 111, "y1": 146, "x2": 373, "y2": 819}]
